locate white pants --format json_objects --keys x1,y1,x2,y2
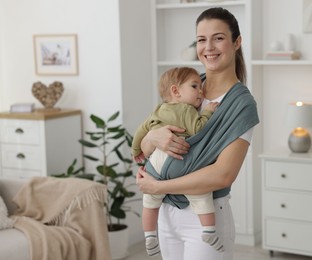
[{"x1": 158, "y1": 195, "x2": 235, "y2": 260}]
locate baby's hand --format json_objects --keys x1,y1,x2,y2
[
  {"x1": 134, "y1": 153, "x2": 146, "y2": 164},
  {"x1": 204, "y1": 102, "x2": 219, "y2": 113}
]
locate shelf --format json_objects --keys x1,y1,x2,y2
[
  {"x1": 252, "y1": 60, "x2": 312, "y2": 66},
  {"x1": 156, "y1": 1, "x2": 245, "y2": 9},
  {"x1": 158, "y1": 60, "x2": 312, "y2": 67},
  {"x1": 158, "y1": 60, "x2": 202, "y2": 66}
]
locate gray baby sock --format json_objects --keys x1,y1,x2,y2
[
  {"x1": 201, "y1": 226, "x2": 224, "y2": 252},
  {"x1": 145, "y1": 231, "x2": 160, "y2": 257}
]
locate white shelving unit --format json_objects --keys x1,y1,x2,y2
[
  {"x1": 156, "y1": 1, "x2": 246, "y2": 10},
  {"x1": 151, "y1": 0, "x2": 253, "y2": 101},
  {"x1": 252, "y1": 60, "x2": 312, "y2": 66},
  {"x1": 151, "y1": 0, "x2": 262, "y2": 246}
]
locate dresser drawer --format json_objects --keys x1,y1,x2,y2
[
  {"x1": 0, "y1": 119, "x2": 41, "y2": 144},
  {"x1": 1, "y1": 144, "x2": 42, "y2": 170},
  {"x1": 264, "y1": 218, "x2": 312, "y2": 255},
  {"x1": 263, "y1": 190, "x2": 312, "y2": 221},
  {"x1": 2, "y1": 168, "x2": 42, "y2": 178},
  {"x1": 264, "y1": 161, "x2": 312, "y2": 191}
]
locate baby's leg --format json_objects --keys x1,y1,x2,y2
[
  {"x1": 143, "y1": 149, "x2": 168, "y2": 256},
  {"x1": 199, "y1": 213, "x2": 224, "y2": 252},
  {"x1": 143, "y1": 207, "x2": 161, "y2": 257},
  {"x1": 143, "y1": 193, "x2": 165, "y2": 257},
  {"x1": 186, "y1": 193, "x2": 224, "y2": 252},
  {"x1": 143, "y1": 207, "x2": 160, "y2": 231}
]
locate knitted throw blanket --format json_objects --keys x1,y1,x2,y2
[
  {"x1": 146, "y1": 82, "x2": 259, "y2": 209},
  {"x1": 12, "y1": 177, "x2": 111, "y2": 260}
]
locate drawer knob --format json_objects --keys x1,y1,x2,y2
[
  {"x1": 281, "y1": 173, "x2": 286, "y2": 178},
  {"x1": 281, "y1": 203, "x2": 286, "y2": 208},
  {"x1": 15, "y1": 128, "x2": 24, "y2": 134},
  {"x1": 281, "y1": 233, "x2": 287, "y2": 238},
  {"x1": 16, "y1": 153, "x2": 25, "y2": 159}
]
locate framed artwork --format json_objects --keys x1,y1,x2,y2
[{"x1": 33, "y1": 34, "x2": 79, "y2": 76}]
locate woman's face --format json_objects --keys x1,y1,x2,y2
[{"x1": 196, "y1": 18, "x2": 241, "y2": 72}]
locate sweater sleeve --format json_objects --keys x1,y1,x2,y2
[
  {"x1": 182, "y1": 105, "x2": 212, "y2": 136},
  {"x1": 131, "y1": 119, "x2": 151, "y2": 157}
]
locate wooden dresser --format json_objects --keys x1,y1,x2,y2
[
  {"x1": 260, "y1": 151, "x2": 312, "y2": 257},
  {"x1": 0, "y1": 109, "x2": 82, "y2": 178}
]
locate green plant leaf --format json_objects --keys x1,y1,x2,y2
[
  {"x1": 83, "y1": 155, "x2": 99, "y2": 161},
  {"x1": 107, "y1": 125, "x2": 122, "y2": 132},
  {"x1": 90, "y1": 114, "x2": 106, "y2": 128},
  {"x1": 79, "y1": 139, "x2": 98, "y2": 148},
  {"x1": 110, "y1": 208, "x2": 126, "y2": 219},
  {"x1": 108, "y1": 111, "x2": 119, "y2": 122},
  {"x1": 96, "y1": 165, "x2": 118, "y2": 178},
  {"x1": 90, "y1": 135, "x2": 103, "y2": 141},
  {"x1": 75, "y1": 174, "x2": 95, "y2": 180},
  {"x1": 111, "y1": 196, "x2": 125, "y2": 209}
]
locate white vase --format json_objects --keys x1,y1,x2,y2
[
  {"x1": 181, "y1": 47, "x2": 197, "y2": 61},
  {"x1": 269, "y1": 41, "x2": 284, "y2": 51},
  {"x1": 108, "y1": 226, "x2": 129, "y2": 260},
  {"x1": 284, "y1": 33, "x2": 296, "y2": 51}
]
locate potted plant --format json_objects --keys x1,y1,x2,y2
[
  {"x1": 79, "y1": 111, "x2": 140, "y2": 228},
  {"x1": 54, "y1": 111, "x2": 140, "y2": 259}
]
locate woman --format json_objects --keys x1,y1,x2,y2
[{"x1": 136, "y1": 7, "x2": 259, "y2": 260}]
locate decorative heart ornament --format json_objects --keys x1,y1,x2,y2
[{"x1": 32, "y1": 81, "x2": 64, "y2": 108}]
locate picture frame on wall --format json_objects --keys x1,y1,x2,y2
[{"x1": 33, "y1": 34, "x2": 79, "y2": 76}]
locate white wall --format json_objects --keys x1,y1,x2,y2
[
  {"x1": 262, "y1": 0, "x2": 312, "y2": 60},
  {"x1": 2, "y1": 0, "x2": 312, "y2": 249},
  {"x1": 0, "y1": 0, "x2": 122, "y2": 126},
  {"x1": 0, "y1": 0, "x2": 153, "y2": 246},
  {"x1": 118, "y1": 0, "x2": 154, "y2": 244},
  {"x1": 261, "y1": 0, "x2": 312, "y2": 152}
]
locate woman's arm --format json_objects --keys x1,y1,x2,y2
[
  {"x1": 137, "y1": 138, "x2": 249, "y2": 195},
  {"x1": 141, "y1": 125, "x2": 190, "y2": 160}
]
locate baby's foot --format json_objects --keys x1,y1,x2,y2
[
  {"x1": 202, "y1": 227, "x2": 224, "y2": 252},
  {"x1": 145, "y1": 232, "x2": 160, "y2": 257}
]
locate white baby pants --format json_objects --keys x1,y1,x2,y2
[{"x1": 143, "y1": 149, "x2": 215, "y2": 214}]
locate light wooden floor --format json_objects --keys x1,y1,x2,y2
[{"x1": 125, "y1": 242, "x2": 312, "y2": 260}]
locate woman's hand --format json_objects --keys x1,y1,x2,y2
[
  {"x1": 136, "y1": 166, "x2": 160, "y2": 194},
  {"x1": 143, "y1": 125, "x2": 190, "y2": 160}
]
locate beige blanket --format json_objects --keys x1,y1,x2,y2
[{"x1": 12, "y1": 177, "x2": 111, "y2": 260}]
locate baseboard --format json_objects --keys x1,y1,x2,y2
[{"x1": 235, "y1": 232, "x2": 262, "y2": 246}]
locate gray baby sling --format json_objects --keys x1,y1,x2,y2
[{"x1": 145, "y1": 82, "x2": 259, "y2": 209}]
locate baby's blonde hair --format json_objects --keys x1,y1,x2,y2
[{"x1": 158, "y1": 67, "x2": 200, "y2": 102}]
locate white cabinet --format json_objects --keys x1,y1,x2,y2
[
  {"x1": 0, "y1": 109, "x2": 82, "y2": 178},
  {"x1": 151, "y1": 0, "x2": 262, "y2": 245},
  {"x1": 260, "y1": 151, "x2": 312, "y2": 257}
]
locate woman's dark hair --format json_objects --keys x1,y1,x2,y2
[{"x1": 196, "y1": 7, "x2": 246, "y2": 84}]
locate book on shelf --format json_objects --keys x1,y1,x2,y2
[
  {"x1": 265, "y1": 51, "x2": 301, "y2": 60},
  {"x1": 10, "y1": 103, "x2": 35, "y2": 113}
]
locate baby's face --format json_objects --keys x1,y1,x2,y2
[{"x1": 178, "y1": 74, "x2": 203, "y2": 108}]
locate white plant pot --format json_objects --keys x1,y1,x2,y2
[{"x1": 108, "y1": 226, "x2": 129, "y2": 260}]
